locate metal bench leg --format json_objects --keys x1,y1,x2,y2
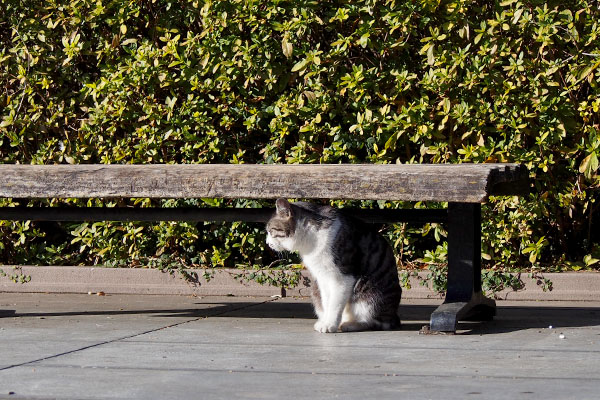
[{"x1": 429, "y1": 202, "x2": 496, "y2": 333}]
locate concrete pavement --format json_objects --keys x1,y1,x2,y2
[{"x1": 1, "y1": 293, "x2": 600, "y2": 399}]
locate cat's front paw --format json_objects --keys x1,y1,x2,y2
[{"x1": 314, "y1": 320, "x2": 339, "y2": 333}]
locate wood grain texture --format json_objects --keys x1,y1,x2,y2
[{"x1": 0, "y1": 163, "x2": 528, "y2": 202}]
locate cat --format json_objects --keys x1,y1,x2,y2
[{"x1": 266, "y1": 198, "x2": 402, "y2": 333}]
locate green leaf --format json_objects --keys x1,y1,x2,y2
[
  {"x1": 303, "y1": 91, "x2": 316, "y2": 102},
  {"x1": 282, "y1": 37, "x2": 293, "y2": 59},
  {"x1": 584, "y1": 254, "x2": 600, "y2": 267},
  {"x1": 121, "y1": 38, "x2": 137, "y2": 46},
  {"x1": 427, "y1": 45, "x2": 435, "y2": 65},
  {"x1": 512, "y1": 8, "x2": 524, "y2": 24},
  {"x1": 579, "y1": 152, "x2": 599, "y2": 178},
  {"x1": 384, "y1": 133, "x2": 398, "y2": 151},
  {"x1": 291, "y1": 59, "x2": 308, "y2": 72}
]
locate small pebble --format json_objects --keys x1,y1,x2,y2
[
  {"x1": 559, "y1": 333, "x2": 566, "y2": 339},
  {"x1": 96, "y1": 291, "x2": 105, "y2": 296},
  {"x1": 548, "y1": 325, "x2": 553, "y2": 329},
  {"x1": 87, "y1": 292, "x2": 93, "y2": 295}
]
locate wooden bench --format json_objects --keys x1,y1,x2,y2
[{"x1": 0, "y1": 163, "x2": 528, "y2": 333}]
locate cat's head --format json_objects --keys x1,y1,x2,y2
[{"x1": 266, "y1": 198, "x2": 297, "y2": 252}]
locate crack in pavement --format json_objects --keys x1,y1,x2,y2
[{"x1": 0, "y1": 297, "x2": 280, "y2": 371}]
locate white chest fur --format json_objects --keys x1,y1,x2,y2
[
  {"x1": 298, "y1": 219, "x2": 342, "y2": 280},
  {"x1": 298, "y1": 219, "x2": 357, "y2": 333}
]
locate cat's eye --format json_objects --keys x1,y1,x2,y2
[{"x1": 269, "y1": 228, "x2": 286, "y2": 238}]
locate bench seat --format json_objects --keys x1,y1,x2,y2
[{"x1": 0, "y1": 163, "x2": 527, "y2": 202}]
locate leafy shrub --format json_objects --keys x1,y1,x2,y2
[{"x1": 1, "y1": 0, "x2": 598, "y2": 281}]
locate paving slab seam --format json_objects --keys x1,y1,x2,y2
[
  {"x1": 112, "y1": 340, "x2": 600, "y2": 353},
  {"x1": 15, "y1": 363, "x2": 600, "y2": 383},
  {"x1": 0, "y1": 297, "x2": 280, "y2": 372},
  {"x1": 0, "y1": 396, "x2": 61, "y2": 400}
]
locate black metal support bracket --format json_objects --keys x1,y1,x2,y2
[
  {"x1": 0, "y1": 207, "x2": 447, "y2": 224},
  {"x1": 429, "y1": 203, "x2": 496, "y2": 333}
]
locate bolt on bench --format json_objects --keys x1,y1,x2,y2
[{"x1": 0, "y1": 163, "x2": 528, "y2": 333}]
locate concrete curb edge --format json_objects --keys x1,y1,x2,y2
[{"x1": 1, "y1": 266, "x2": 599, "y2": 301}]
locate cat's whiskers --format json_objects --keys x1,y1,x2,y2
[{"x1": 266, "y1": 251, "x2": 292, "y2": 269}]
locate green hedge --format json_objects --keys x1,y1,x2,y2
[{"x1": 1, "y1": 0, "x2": 599, "y2": 281}]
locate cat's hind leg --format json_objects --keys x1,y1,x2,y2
[
  {"x1": 339, "y1": 298, "x2": 400, "y2": 331},
  {"x1": 339, "y1": 300, "x2": 376, "y2": 332},
  {"x1": 339, "y1": 321, "x2": 373, "y2": 332}
]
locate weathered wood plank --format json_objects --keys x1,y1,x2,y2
[{"x1": 0, "y1": 163, "x2": 528, "y2": 203}]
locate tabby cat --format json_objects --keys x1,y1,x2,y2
[{"x1": 266, "y1": 199, "x2": 402, "y2": 333}]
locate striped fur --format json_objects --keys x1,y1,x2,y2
[{"x1": 266, "y1": 199, "x2": 401, "y2": 333}]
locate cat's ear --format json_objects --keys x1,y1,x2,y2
[{"x1": 275, "y1": 198, "x2": 292, "y2": 218}]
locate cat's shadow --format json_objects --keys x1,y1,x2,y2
[
  {"x1": 192, "y1": 301, "x2": 600, "y2": 334},
  {"x1": 2, "y1": 301, "x2": 598, "y2": 335}
]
